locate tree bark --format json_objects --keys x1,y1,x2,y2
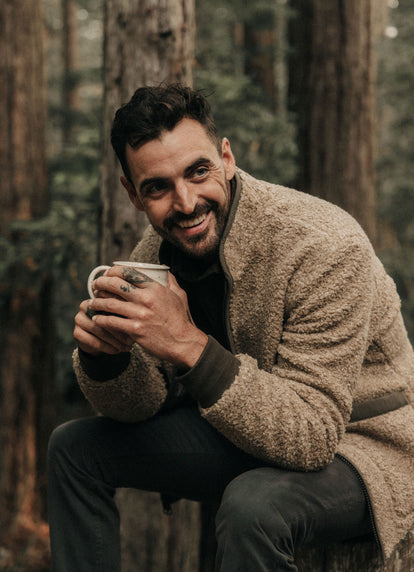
[
  {"x1": 295, "y1": 530, "x2": 414, "y2": 571},
  {"x1": 242, "y1": 3, "x2": 288, "y2": 116},
  {"x1": 62, "y1": 0, "x2": 79, "y2": 143},
  {"x1": 244, "y1": 9, "x2": 277, "y2": 109},
  {"x1": 289, "y1": 0, "x2": 379, "y2": 246},
  {"x1": 101, "y1": 1, "x2": 197, "y2": 570},
  {"x1": 0, "y1": 0, "x2": 52, "y2": 568}
]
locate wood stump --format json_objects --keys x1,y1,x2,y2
[{"x1": 118, "y1": 493, "x2": 414, "y2": 572}]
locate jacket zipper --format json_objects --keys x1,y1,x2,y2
[
  {"x1": 336, "y1": 453, "x2": 384, "y2": 562},
  {"x1": 217, "y1": 173, "x2": 241, "y2": 355},
  {"x1": 221, "y1": 264, "x2": 236, "y2": 354}
]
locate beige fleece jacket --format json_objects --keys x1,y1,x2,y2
[{"x1": 74, "y1": 168, "x2": 414, "y2": 560}]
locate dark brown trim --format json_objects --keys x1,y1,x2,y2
[{"x1": 350, "y1": 390, "x2": 409, "y2": 423}]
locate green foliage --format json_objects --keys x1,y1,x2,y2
[
  {"x1": 196, "y1": 70, "x2": 297, "y2": 184},
  {"x1": 42, "y1": 0, "x2": 104, "y2": 396},
  {"x1": 0, "y1": 193, "x2": 99, "y2": 395},
  {"x1": 194, "y1": 0, "x2": 298, "y2": 186},
  {"x1": 46, "y1": 160, "x2": 101, "y2": 396}
]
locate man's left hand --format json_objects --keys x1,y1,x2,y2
[{"x1": 89, "y1": 266, "x2": 208, "y2": 369}]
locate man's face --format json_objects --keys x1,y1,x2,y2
[{"x1": 121, "y1": 118, "x2": 236, "y2": 260}]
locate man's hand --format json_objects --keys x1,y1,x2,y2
[
  {"x1": 85, "y1": 266, "x2": 208, "y2": 368},
  {"x1": 74, "y1": 299, "x2": 135, "y2": 355}
]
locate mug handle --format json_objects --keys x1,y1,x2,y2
[{"x1": 87, "y1": 265, "x2": 111, "y2": 299}]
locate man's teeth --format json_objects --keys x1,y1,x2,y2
[{"x1": 177, "y1": 213, "x2": 207, "y2": 229}]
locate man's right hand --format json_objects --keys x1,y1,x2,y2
[{"x1": 73, "y1": 299, "x2": 135, "y2": 356}]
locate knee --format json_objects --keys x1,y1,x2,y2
[
  {"x1": 48, "y1": 418, "x2": 92, "y2": 471},
  {"x1": 216, "y1": 469, "x2": 292, "y2": 542},
  {"x1": 49, "y1": 419, "x2": 79, "y2": 453}
]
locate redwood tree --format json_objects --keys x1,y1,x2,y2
[
  {"x1": 101, "y1": 1, "x2": 200, "y2": 570},
  {"x1": 0, "y1": 0, "x2": 52, "y2": 568},
  {"x1": 62, "y1": 0, "x2": 80, "y2": 144},
  {"x1": 287, "y1": 1, "x2": 414, "y2": 569},
  {"x1": 289, "y1": 0, "x2": 381, "y2": 245}
]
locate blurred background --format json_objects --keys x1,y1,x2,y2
[{"x1": 0, "y1": 0, "x2": 413, "y2": 569}]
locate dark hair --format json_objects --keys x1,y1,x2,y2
[{"x1": 111, "y1": 84, "x2": 221, "y2": 180}]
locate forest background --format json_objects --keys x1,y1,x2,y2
[
  {"x1": 0, "y1": 0, "x2": 413, "y2": 570},
  {"x1": 46, "y1": 0, "x2": 413, "y2": 419}
]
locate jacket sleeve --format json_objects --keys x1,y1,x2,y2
[
  {"x1": 198, "y1": 236, "x2": 375, "y2": 471},
  {"x1": 73, "y1": 343, "x2": 170, "y2": 422}
]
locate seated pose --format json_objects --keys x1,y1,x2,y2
[{"x1": 48, "y1": 84, "x2": 414, "y2": 571}]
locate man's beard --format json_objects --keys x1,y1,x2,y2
[{"x1": 153, "y1": 199, "x2": 229, "y2": 260}]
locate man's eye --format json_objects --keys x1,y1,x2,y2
[
  {"x1": 144, "y1": 183, "x2": 166, "y2": 196},
  {"x1": 193, "y1": 167, "x2": 208, "y2": 178}
]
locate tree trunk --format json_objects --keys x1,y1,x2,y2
[
  {"x1": 101, "y1": 1, "x2": 197, "y2": 570},
  {"x1": 295, "y1": 530, "x2": 414, "y2": 571},
  {"x1": 0, "y1": 0, "x2": 52, "y2": 569},
  {"x1": 241, "y1": 2, "x2": 289, "y2": 116},
  {"x1": 289, "y1": 0, "x2": 379, "y2": 246},
  {"x1": 62, "y1": 0, "x2": 79, "y2": 143},
  {"x1": 244, "y1": 9, "x2": 277, "y2": 110}
]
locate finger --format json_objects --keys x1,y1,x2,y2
[
  {"x1": 80, "y1": 299, "x2": 92, "y2": 312},
  {"x1": 78, "y1": 300, "x2": 132, "y2": 347},
  {"x1": 86, "y1": 299, "x2": 141, "y2": 348},
  {"x1": 167, "y1": 273, "x2": 191, "y2": 314},
  {"x1": 89, "y1": 296, "x2": 138, "y2": 319},
  {"x1": 167, "y1": 271, "x2": 178, "y2": 289},
  {"x1": 74, "y1": 325, "x2": 129, "y2": 355},
  {"x1": 93, "y1": 275, "x2": 141, "y2": 300},
  {"x1": 167, "y1": 272, "x2": 185, "y2": 298},
  {"x1": 76, "y1": 309, "x2": 133, "y2": 352},
  {"x1": 89, "y1": 280, "x2": 125, "y2": 300},
  {"x1": 92, "y1": 313, "x2": 141, "y2": 338},
  {"x1": 118, "y1": 266, "x2": 158, "y2": 287},
  {"x1": 85, "y1": 305, "x2": 96, "y2": 319},
  {"x1": 99, "y1": 265, "x2": 157, "y2": 287},
  {"x1": 119, "y1": 266, "x2": 157, "y2": 287},
  {"x1": 95, "y1": 289, "x2": 124, "y2": 300}
]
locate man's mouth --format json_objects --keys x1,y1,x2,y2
[
  {"x1": 177, "y1": 213, "x2": 208, "y2": 229},
  {"x1": 173, "y1": 210, "x2": 212, "y2": 237}
]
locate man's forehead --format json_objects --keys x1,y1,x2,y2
[{"x1": 126, "y1": 120, "x2": 221, "y2": 179}]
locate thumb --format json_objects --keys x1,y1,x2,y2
[
  {"x1": 167, "y1": 272, "x2": 191, "y2": 307},
  {"x1": 167, "y1": 271, "x2": 182, "y2": 293}
]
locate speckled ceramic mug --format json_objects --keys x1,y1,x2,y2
[{"x1": 87, "y1": 261, "x2": 170, "y2": 298}]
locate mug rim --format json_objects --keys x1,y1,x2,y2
[{"x1": 113, "y1": 260, "x2": 169, "y2": 270}]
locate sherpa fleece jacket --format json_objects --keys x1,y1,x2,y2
[{"x1": 74, "y1": 168, "x2": 414, "y2": 560}]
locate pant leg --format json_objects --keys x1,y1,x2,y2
[
  {"x1": 47, "y1": 404, "x2": 262, "y2": 572},
  {"x1": 215, "y1": 456, "x2": 372, "y2": 572}
]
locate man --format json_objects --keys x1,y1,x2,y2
[{"x1": 48, "y1": 84, "x2": 414, "y2": 571}]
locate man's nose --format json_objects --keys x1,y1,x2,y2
[{"x1": 172, "y1": 181, "x2": 197, "y2": 214}]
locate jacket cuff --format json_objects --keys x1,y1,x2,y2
[
  {"x1": 176, "y1": 336, "x2": 240, "y2": 407},
  {"x1": 78, "y1": 348, "x2": 131, "y2": 381}
]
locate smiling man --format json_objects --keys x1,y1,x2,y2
[
  {"x1": 48, "y1": 84, "x2": 414, "y2": 572},
  {"x1": 120, "y1": 117, "x2": 234, "y2": 259}
]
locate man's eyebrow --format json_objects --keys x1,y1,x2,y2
[
  {"x1": 139, "y1": 158, "x2": 214, "y2": 193},
  {"x1": 184, "y1": 157, "x2": 214, "y2": 177},
  {"x1": 139, "y1": 176, "x2": 168, "y2": 193}
]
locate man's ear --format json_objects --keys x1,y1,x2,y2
[
  {"x1": 221, "y1": 138, "x2": 236, "y2": 181},
  {"x1": 120, "y1": 175, "x2": 144, "y2": 211}
]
